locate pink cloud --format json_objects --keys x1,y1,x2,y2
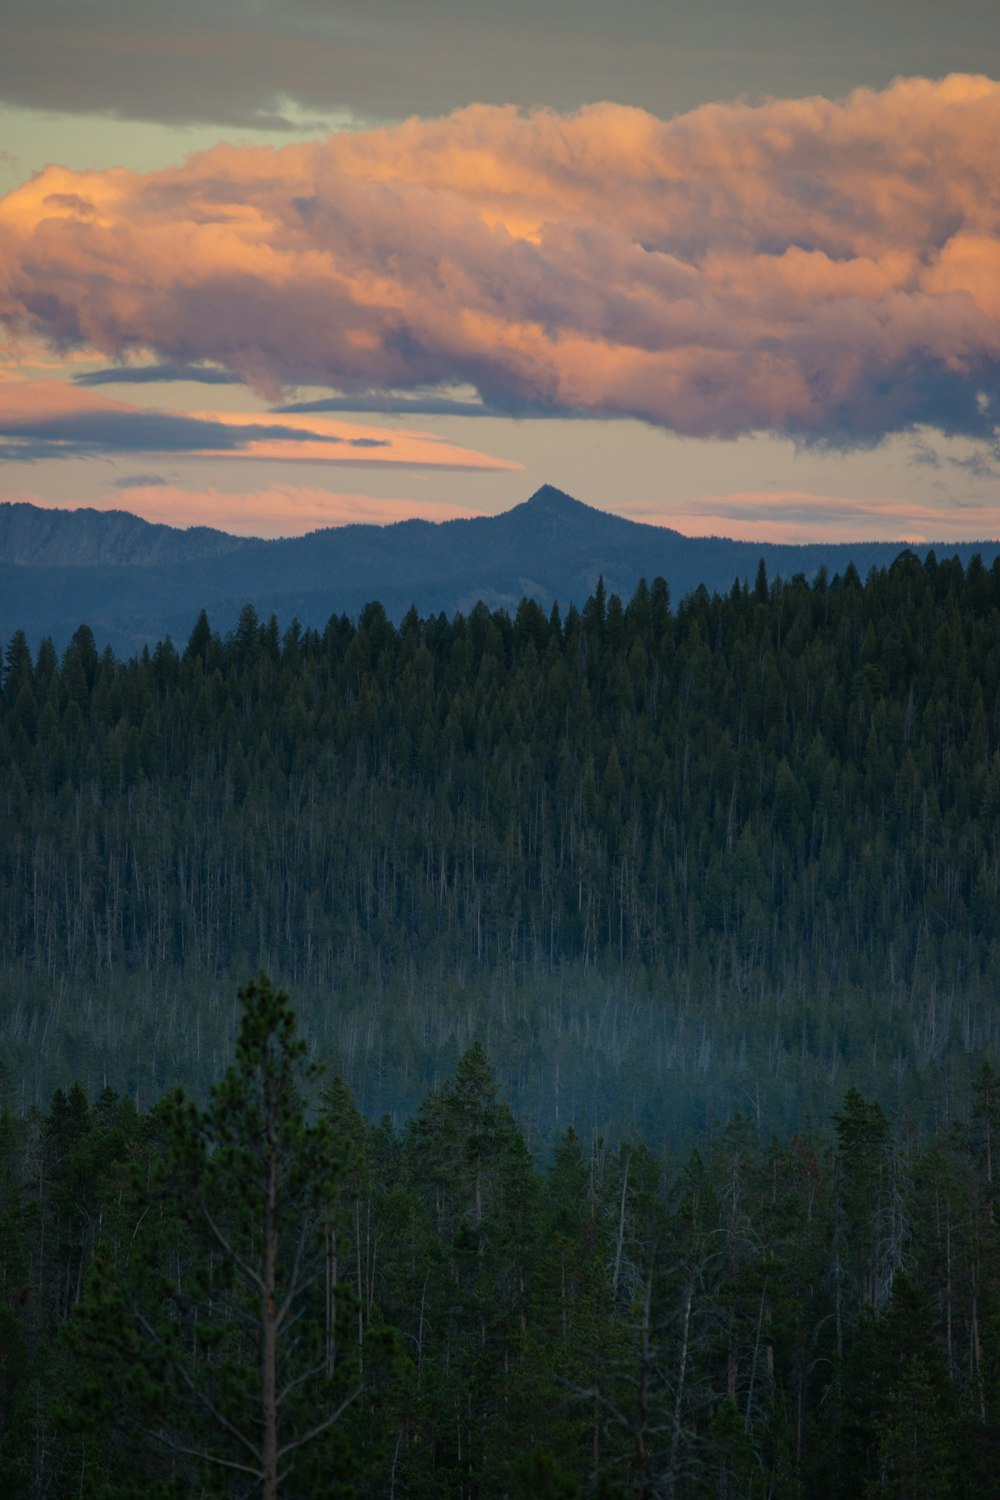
[
  {"x1": 0, "y1": 379, "x2": 519, "y2": 470},
  {"x1": 0, "y1": 378, "x2": 129, "y2": 420},
  {"x1": 629, "y1": 488, "x2": 1000, "y2": 544},
  {"x1": 2, "y1": 76, "x2": 1000, "y2": 442}
]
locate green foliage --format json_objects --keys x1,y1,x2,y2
[
  {"x1": 61, "y1": 977, "x2": 362, "y2": 1497},
  {"x1": 2, "y1": 558, "x2": 1000, "y2": 1140},
  {"x1": 5, "y1": 1013, "x2": 1000, "y2": 1497},
  {"x1": 4, "y1": 555, "x2": 1000, "y2": 1486}
]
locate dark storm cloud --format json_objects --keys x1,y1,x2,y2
[{"x1": 2, "y1": 0, "x2": 998, "y2": 127}]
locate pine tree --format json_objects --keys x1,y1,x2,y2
[{"x1": 75, "y1": 976, "x2": 361, "y2": 1498}]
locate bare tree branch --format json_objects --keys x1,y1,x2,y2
[
  {"x1": 151, "y1": 1428, "x2": 262, "y2": 1479},
  {"x1": 276, "y1": 1386, "x2": 364, "y2": 1463}
]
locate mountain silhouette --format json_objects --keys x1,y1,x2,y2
[{"x1": 3, "y1": 487, "x2": 998, "y2": 657}]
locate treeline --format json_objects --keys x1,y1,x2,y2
[
  {"x1": 2, "y1": 551, "x2": 1000, "y2": 1132},
  {"x1": 2, "y1": 980, "x2": 1000, "y2": 1498}
]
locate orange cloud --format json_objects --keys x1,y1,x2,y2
[
  {"x1": 0, "y1": 379, "x2": 520, "y2": 470},
  {"x1": 185, "y1": 408, "x2": 519, "y2": 469},
  {"x1": 3, "y1": 76, "x2": 1000, "y2": 442},
  {"x1": 0, "y1": 378, "x2": 129, "y2": 418}
]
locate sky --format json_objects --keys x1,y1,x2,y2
[{"x1": 2, "y1": 1, "x2": 1000, "y2": 543}]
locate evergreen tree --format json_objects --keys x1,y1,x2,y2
[{"x1": 75, "y1": 977, "x2": 361, "y2": 1498}]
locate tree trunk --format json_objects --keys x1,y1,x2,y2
[{"x1": 262, "y1": 1118, "x2": 279, "y2": 1500}]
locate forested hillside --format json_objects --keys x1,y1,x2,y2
[
  {"x1": 2, "y1": 547, "x2": 999, "y2": 1138},
  {"x1": 2, "y1": 980, "x2": 1000, "y2": 1498}
]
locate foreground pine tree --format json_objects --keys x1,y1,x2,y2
[{"x1": 76, "y1": 975, "x2": 361, "y2": 1497}]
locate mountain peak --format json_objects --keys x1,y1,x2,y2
[
  {"x1": 522, "y1": 484, "x2": 591, "y2": 513},
  {"x1": 516, "y1": 485, "x2": 638, "y2": 531}
]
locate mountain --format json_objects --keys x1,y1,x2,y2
[
  {"x1": 0, "y1": 502, "x2": 248, "y2": 568},
  {"x1": 3, "y1": 485, "x2": 999, "y2": 657}
]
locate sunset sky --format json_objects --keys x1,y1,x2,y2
[{"x1": 2, "y1": 1, "x2": 1000, "y2": 542}]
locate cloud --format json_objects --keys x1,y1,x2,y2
[
  {"x1": 111, "y1": 472, "x2": 170, "y2": 488},
  {"x1": 2, "y1": 1, "x2": 998, "y2": 128},
  {"x1": 0, "y1": 384, "x2": 389, "y2": 459},
  {"x1": 276, "y1": 393, "x2": 599, "y2": 418},
  {"x1": 75, "y1": 362, "x2": 246, "y2": 387},
  {"x1": 908, "y1": 431, "x2": 1000, "y2": 479},
  {"x1": 949, "y1": 450, "x2": 1000, "y2": 480},
  {"x1": 0, "y1": 414, "x2": 375, "y2": 461},
  {"x1": 0, "y1": 381, "x2": 520, "y2": 469},
  {"x1": 908, "y1": 441, "x2": 942, "y2": 469},
  {"x1": 643, "y1": 488, "x2": 1000, "y2": 544},
  {"x1": 4, "y1": 78, "x2": 1000, "y2": 445}
]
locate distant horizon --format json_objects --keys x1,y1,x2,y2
[{"x1": 5, "y1": 487, "x2": 1000, "y2": 553}]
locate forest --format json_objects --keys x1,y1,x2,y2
[
  {"x1": 2, "y1": 550, "x2": 1000, "y2": 1493},
  {"x1": 2, "y1": 976, "x2": 1000, "y2": 1498},
  {"x1": 1, "y1": 549, "x2": 999, "y2": 1137}
]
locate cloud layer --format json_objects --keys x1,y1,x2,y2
[
  {"x1": 2, "y1": 1, "x2": 995, "y2": 127},
  {"x1": 0, "y1": 382, "x2": 518, "y2": 470},
  {"x1": 3, "y1": 76, "x2": 1000, "y2": 445},
  {"x1": 639, "y1": 490, "x2": 1000, "y2": 546}
]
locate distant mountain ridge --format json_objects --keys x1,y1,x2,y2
[
  {"x1": 0, "y1": 501, "x2": 248, "y2": 568},
  {"x1": 3, "y1": 486, "x2": 999, "y2": 657}
]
